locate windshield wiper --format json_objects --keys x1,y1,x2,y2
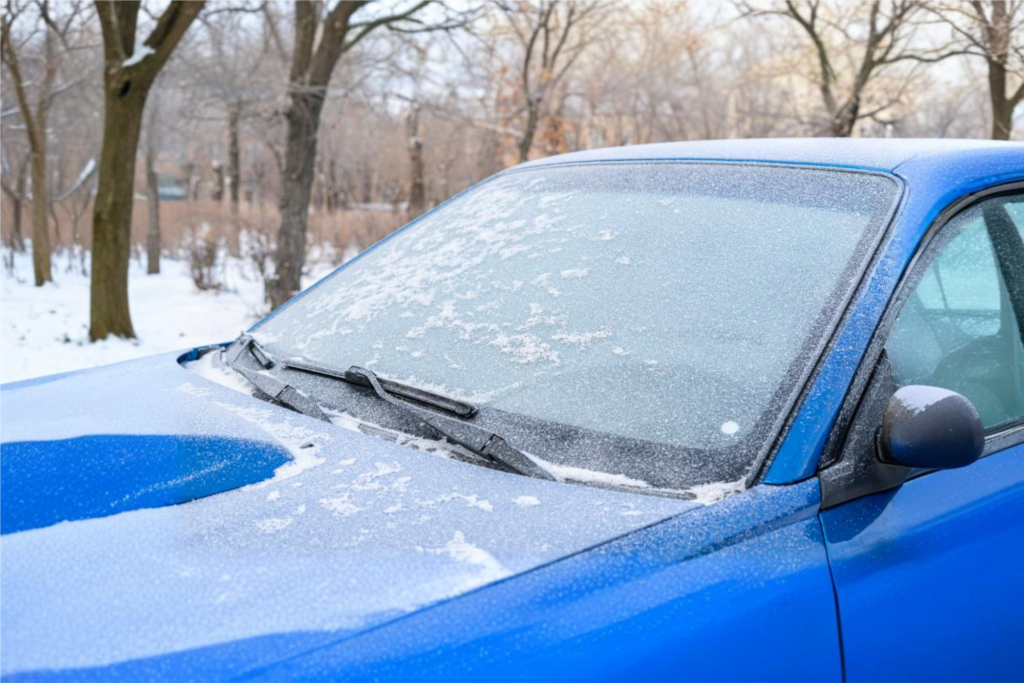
[
  {"x1": 345, "y1": 366, "x2": 554, "y2": 481},
  {"x1": 282, "y1": 357, "x2": 476, "y2": 418},
  {"x1": 224, "y1": 336, "x2": 330, "y2": 423}
]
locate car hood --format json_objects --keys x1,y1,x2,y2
[{"x1": 0, "y1": 352, "x2": 695, "y2": 677}]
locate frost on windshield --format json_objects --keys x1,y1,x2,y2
[{"x1": 253, "y1": 164, "x2": 897, "y2": 489}]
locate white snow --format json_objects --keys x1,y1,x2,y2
[
  {"x1": 489, "y1": 333, "x2": 560, "y2": 365},
  {"x1": 1, "y1": 247, "x2": 338, "y2": 384},
  {"x1": 53, "y1": 159, "x2": 96, "y2": 201},
  {"x1": 255, "y1": 517, "x2": 293, "y2": 534},
  {"x1": 720, "y1": 420, "x2": 740, "y2": 435},
  {"x1": 1, "y1": 250, "x2": 263, "y2": 384},
  {"x1": 894, "y1": 386, "x2": 954, "y2": 415},
  {"x1": 419, "y1": 531, "x2": 511, "y2": 593},
  {"x1": 318, "y1": 494, "x2": 362, "y2": 518},
  {"x1": 526, "y1": 452, "x2": 650, "y2": 489},
  {"x1": 551, "y1": 329, "x2": 612, "y2": 348},
  {"x1": 683, "y1": 477, "x2": 748, "y2": 505},
  {"x1": 186, "y1": 349, "x2": 254, "y2": 395},
  {"x1": 513, "y1": 495, "x2": 540, "y2": 507},
  {"x1": 350, "y1": 462, "x2": 403, "y2": 491},
  {"x1": 418, "y1": 493, "x2": 494, "y2": 513},
  {"x1": 200, "y1": 399, "x2": 329, "y2": 483},
  {"x1": 559, "y1": 268, "x2": 589, "y2": 278},
  {"x1": 121, "y1": 45, "x2": 155, "y2": 67}
]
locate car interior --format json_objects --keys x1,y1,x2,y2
[{"x1": 886, "y1": 198, "x2": 1024, "y2": 431}]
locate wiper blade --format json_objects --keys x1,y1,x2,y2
[
  {"x1": 225, "y1": 336, "x2": 330, "y2": 423},
  {"x1": 234, "y1": 366, "x2": 331, "y2": 423},
  {"x1": 347, "y1": 366, "x2": 554, "y2": 481},
  {"x1": 282, "y1": 357, "x2": 477, "y2": 418}
]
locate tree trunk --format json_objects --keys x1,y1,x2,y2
[
  {"x1": 827, "y1": 96, "x2": 859, "y2": 138},
  {"x1": 268, "y1": 90, "x2": 325, "y2": 310},
  {"x1": 5, "y1": 193, "x2": 23, "y2": 252},
  {"x1": 406, "y1": 105, "x2": 426, "y2": 218},
  {"x1": 228, "y1": 101, "x2": 241, "y2": 214},
  {"x1": 987, "y1": 58, "x2": 1013, "y2": 140},
  {"x1": 145, "y1": 143, "x2": 161, "y2": 274},
  {"x1": 327, "y1": 159, "x2": 339, "y2": 212},
  {"x1": 1, "y1": 162, "x2": 27, "y2": 252},
  {"x1": 518, "y1": 99, "x2": 541, "y2": 163},
  {"x1": 29, "y1": 144, "x2": 53, "y2": 286},
  {"x1": 90, "y1": 86, "x2": 148, "y2": 340}
]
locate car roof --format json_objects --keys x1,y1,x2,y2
[{"x1": 519, "y1": 137, "x2": 1022, "y2": 177}]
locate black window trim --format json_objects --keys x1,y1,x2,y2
[{"x1": 818, "y1": 180, "x2": 1024, "y2": 510}]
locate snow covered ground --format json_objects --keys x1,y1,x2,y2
[{"x1": 1, "y1": 249, "x2": 338, "y2": 384}]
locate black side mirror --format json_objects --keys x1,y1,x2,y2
[{"x1": 881, "y1": 385, "x2": 984, "y2": 469}]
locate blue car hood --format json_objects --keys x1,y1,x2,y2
[{"x1": 0, "y1": 352, "x2": 695, "y2": 677}]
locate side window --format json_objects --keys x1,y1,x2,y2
[{"x1": 886, "y1": 195, "x2": 1024, "y2": 430}]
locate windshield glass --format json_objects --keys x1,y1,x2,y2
[{"x1": 253, "y1": 163, "x2": 898, "y2": 490}]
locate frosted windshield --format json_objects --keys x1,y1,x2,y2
[{"x1": 254, "y1": 163, "x2": 897, "y2": 487}]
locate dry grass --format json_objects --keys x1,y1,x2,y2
[{"x1": 2, "y1": 197, "x2": 412, "y2": 263}]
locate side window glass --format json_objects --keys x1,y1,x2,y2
[{"x1": 886, "y1": 196, "x2": 1024, "y2": 430}]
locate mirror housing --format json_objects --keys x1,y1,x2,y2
[{"x1": 881, "y1": 385, "x2": 984, "y2": 470}]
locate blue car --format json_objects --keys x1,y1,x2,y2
[{"x1": 2, "y1": 139, "x2": 1022, "y2": 682}]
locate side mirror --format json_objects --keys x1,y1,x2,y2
[{"x1": 881, "y1": 385, "x2": 984, "y2": 470}]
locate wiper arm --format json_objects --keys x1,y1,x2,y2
[
  {"x1": 225, "y1": 334, "x2": 275, "y2": 370},
  {"x1": 282, "y1": 357, "x2": 476, "y2": 418},
  {"x1": 224, "y1": 336, "x2": 330, "y2": 423},
  {"x1": 347, "y1": 366, "x2": 554, "y2": 481}
]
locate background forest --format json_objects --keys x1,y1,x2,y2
[{"x1": 1, "y1": 0, "x2": 1022, "y2": 382}]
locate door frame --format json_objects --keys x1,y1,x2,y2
[{"x1": 817, "y1": 180, "x2": 1024, "y2": 509}]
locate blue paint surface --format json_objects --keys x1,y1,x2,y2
[
  {"x1": 7, "y1": 480, "x2": 842, "y2": 683},
  {"x1": 820, "y1": 443, "x2": 1024, "y2": 681},
  {"x1": 1, "y1": 434, "x2": 290, "y2": 535}
]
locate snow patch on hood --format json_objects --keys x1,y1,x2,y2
[
  {"x1": 1, "y1": 352, "x2": 699, "y2": 676},
  {"x1": 418, "y1": 530, "x2": 511, "y2": 594}
]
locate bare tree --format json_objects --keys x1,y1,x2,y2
[
  {"x1": 494, "y1": 0, "x2": 606, "y2": 162},
  {"x1": 742, "y1": 0, "x2": 926, "y2": 137},
  {"x1": 51, "y1": 156, "x2": 96, "y2": 272},
  {"x1": 267, "y1": 0, "x2": 432, "y2": 310},
  {"x1": 184, "y1": 10, "x2": 285, "y2": 221},
  {"x1": 1, "y1": 1, "x2": 83, "y2": 285},
  {"x1": 924, "y1": 1, "x2": 1024, "y2": 140},
  {"x1": 89, "y1": 0, "x2": 204, "y2": 340},
  {"x1": 405, "y1": 103, "x2": 426, "y2": 217},
  {"x1": 1, "y1": 152, "x2": 29, "y2": 252},
  {"x1": 144, "y1": 93, "x2": 161, "y2": 274}
]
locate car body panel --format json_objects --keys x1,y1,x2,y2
[
  {"x1": 820, "y1": 442, "x2": 1024, "y2": 681},
  {"x1": 234, "y1": 479, "x2": 839, "y2": 683},
  {"x1": 519, "y1": 138, "x2": 1018, "y2": 174},
  {"x1": 0, "y1": 353, "x2": 694, "y2": 677},
  {"x1": 6, "y1": 480, "x2": 841, "y2": 683}
]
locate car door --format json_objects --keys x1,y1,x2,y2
[{"x1": 817, "y1": 190, "x2": 1024, "y2": 682}]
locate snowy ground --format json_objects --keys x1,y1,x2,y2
[{"x1": 1, "y1": 249, "x2": 338, "y2": 384}]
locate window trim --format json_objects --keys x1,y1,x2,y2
[{"x1": 818, "y1": 181, "x2": 1024, "y2": 510}]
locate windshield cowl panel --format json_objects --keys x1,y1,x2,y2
[{"x1": 252, "y1": 162, "x2": 900, "y2": 492}]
